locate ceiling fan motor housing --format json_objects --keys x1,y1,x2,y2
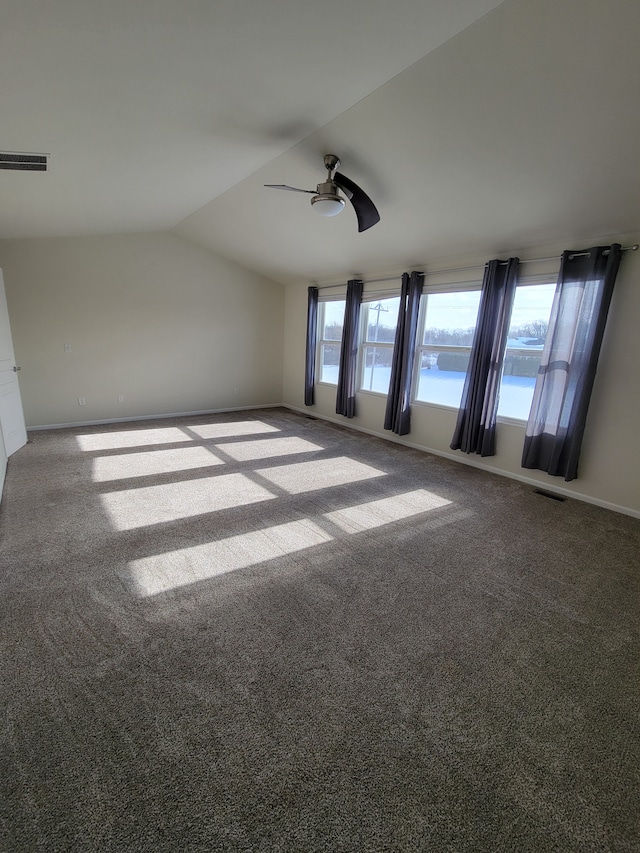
[{"x1": 311, "y1": 180, "x2": 345, "y2": 216}]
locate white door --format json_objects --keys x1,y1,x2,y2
[{"x1": 0, "y1": 270, "x2": 27, "y2": 457}]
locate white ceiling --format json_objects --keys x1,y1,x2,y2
[{"x1": 2, "y1": 0, "x2": 640, "y2": 284}]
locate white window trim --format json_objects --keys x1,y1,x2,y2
[
  {"x1": 411, "y1": 282, "x2": 482, "y2": 408},
  {"x1": 495, "y1": 276, "x2": 557, "y2": 421},
  {"x1": 358, "y1": 296, "x2": 400, "y2": 397},
  {"x1": 411, "y1": 272, "x2": 557, "y2": 419},
  {"x1": 316, "y1": 299, "x2": 345, "y2": 387}
]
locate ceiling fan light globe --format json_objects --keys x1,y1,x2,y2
[{"x1": 311, "y1": 194, "x2": 345, "y2": 217}]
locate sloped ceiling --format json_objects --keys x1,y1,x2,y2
[
  {"x1": 0, "y1": 0, "x2": 503, "y2": 236},
  {"x1": 2, "y1": 0, "x2": 640, "y2": 285}
]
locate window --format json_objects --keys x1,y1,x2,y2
[
  {"x1": 316, "y1": 277, "x2": 557, "y2": 420},
  {"x1": 414, "y1": 288, "x2": 482, "y2": 408},
  {"x1": 317, "y1": 300, "x2": 345, "y2": 385},
  {"x1": 359, "y1": 297, "x2": 400, "y2": 395},
  {"x1": 497, "y1": 281, "x2": 555, "y2": 419},
  {"x1": 412, "y1": 280, "x2": 556, "y2": 420}
]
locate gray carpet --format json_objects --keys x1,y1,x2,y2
[{"x1": 1, "y1": 408, "x2": 639, "y2": 852}]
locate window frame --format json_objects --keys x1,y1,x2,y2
[
  {"x1": 410, "y1": 273, "x2": 557, "y2": 422},
  {"x1": 412, "y1": 280, "x2": 483, "y2": 411},
  {"x1": 357, "y1": 293, "x2": 401, "y2": 397},
  {"x1": 315, "y1": 298, "x2": 346, "y2": 387},
  {"x1": 312, "y1": 270, "x2": 558, "y2": 421},
  {"x1": 496, "y1": 274, "x2": 557, "y2": 422}
]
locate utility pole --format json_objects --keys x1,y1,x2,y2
[
  {"x1": 366, "y1": 303, "x2": 390, "y2": 391},
  {"x1": 370, "y1": 302, "x2": 389, "y2": 341}
]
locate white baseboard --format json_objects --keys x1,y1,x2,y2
[
  {"x1": 27, "y1": 403, "x2": 283, "y2": 432},
  {"x1": 284, "y1": 404, "x2": 640, "y2": 520},
  {"x1": 24, "y1": 400, "x2": 638, "y2": 519}
]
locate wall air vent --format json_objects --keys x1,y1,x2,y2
[{"x1": 0, "y1": 151, "x2": 49, "y2": 171}]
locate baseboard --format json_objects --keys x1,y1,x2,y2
[
  {"x1": 283, "y1": 404, "x2": 640, "y2": 520},
  {"x1": 0, "y1": 454, "x2": 6, "y2": 505},
  {"x1": 27, "y1": 403, "x2": 283, "y2": 432},
  {"x1": 25, "y1": 401, "x2": 638, "y2": 519}
]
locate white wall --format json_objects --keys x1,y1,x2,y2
[
  {"x1": 0, "y1": 233, "x2": 284, "y2": 427},
  {"x1": 0, "y1": 419, "x2": 6, "y2": 498},
  {"x1": 2, "y1": 228, "x2": 638, "y2": 516},
  {"x1": 282, "y1": 236, "x2": 640, "y2": 517}
]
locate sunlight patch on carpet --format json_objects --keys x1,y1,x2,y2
[
  {"x1": 77, "y1": 427, "x2": 191, "y2": 451},
  {"x1": 101, "y1": 473, "x2": 276, "y2": 530},
  {"x1": 324, "y1": 489, "x2": 451, "y2": 533},
  {"x1": 126, "y1": 488, "x2": 450, "y2": 597},
  {"x1": 215, "y1": 437, "x2": 324, "y2": 462},
  {"x1": 255, "y1": 456, "x2": 386, "y2": 494},
  {"x1": 129, "y1": 519, "x2": 333, "y2": 597},
  {"x1": 188, "y1": 421, "x2": 280, "y2": 439},
  {"x1": 92, "y1": 446, "x2": 224, "y2": 482}
]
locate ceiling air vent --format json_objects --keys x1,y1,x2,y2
[{"x1": 0, "y1": 151, "x2": 49, "y2": 171}]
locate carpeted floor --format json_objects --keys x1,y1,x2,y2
[{"x1": 1, "y1": 408, "x2": 639, "y2": 852}]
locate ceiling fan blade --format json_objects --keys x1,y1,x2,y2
[
  {"x1": 333, "y1": 172, "x2": 380, "y2": 232},
  {"x1": 264, "y1": 184, "x2": 316, "y2": 194}
]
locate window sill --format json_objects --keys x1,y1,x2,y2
[
  {"x1": 496, "y1": 414, "x2": 527, "y2": 427},
  {"x1": 411, "y1": 398, "x2": 527, "y2": 426},
  {"x1": 358, "y1": 388, "x2": 389, "y2": 398},
  {"x1": 411, "y1": 398, "x2": 459, "y2": 413}
]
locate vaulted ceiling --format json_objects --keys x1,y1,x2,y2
[{"x1": 2, "y1": 0, "x2": 639, "y2": 284}]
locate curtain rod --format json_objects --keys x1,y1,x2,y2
[{"x1": 316, "y1": 244, "x2": 639, "y2": 290}]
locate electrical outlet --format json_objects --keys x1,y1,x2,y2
[
  {"x1": 78, "y1": 397, "x2": 86, "y2": 406},
  {"x1": 64, "y1": 343, "x2": 72, "y2": 353},
  {"x1": 118, "y1": 395, "x2": 125, "y2": 403},
  {"x1": 234, "y1": 387, "x2": 240, "y2": 396}
]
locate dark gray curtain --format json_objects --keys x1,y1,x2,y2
[
  {"x1": 335, "y1": 279, "x2": 363, "y2": 418},
  {"x1": 384, "y1": 271, "x2": 424, "y2": 435},
  {"x1": 522, "y1": 244, "x2": 622, "y2": 481},
  {"x1": 451, "y1": 257, "x2": 519, "y2": 456},
  {"x1": 304, "y1": 286, "x2": 318, "y2": 406}
]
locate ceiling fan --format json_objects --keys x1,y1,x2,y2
[{"x1": 264, "y1": 154, "x2": 380, "y2": 232}]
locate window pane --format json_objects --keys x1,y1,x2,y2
[
  {"x1": 320, "y1": 343, "x2": 341, "y2": 384},
  {"x1": 364, "y1": 298, "x2": 400, "y2": 343},
  {"x1": 498, "y1": 283, "x2": 556, "y2": 419},
  {"x1": 322, "y1": 301, "x2": 345, "y2": 340},
  {"x1": 416, "y1": 290, "x2": 481, "y2": 407},
  {"x1": 361, "y1": 346, "x2": 394, "y2": 393},
  {"x1": 421, "y1": 291, "x2": 481, "y2": 346},
  {"x1": 317, "y1": 301, "x2": 345, "y2": 385}
]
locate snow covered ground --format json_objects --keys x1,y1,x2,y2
[{"x1": 322, "y1": 365, "x2": 536, "y2": 421}]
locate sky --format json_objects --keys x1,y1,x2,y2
[{"x1": 323, "y1": 282, "x2": 556, "y2": 333}]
